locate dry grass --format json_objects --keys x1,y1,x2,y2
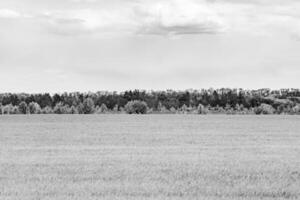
[{"x1": 0, "y1": 115, "x2": 300, "y2": 200}]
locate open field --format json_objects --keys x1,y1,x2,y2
[{"x1": 0, "y1": 115, "x2": 300, "y2": 200}]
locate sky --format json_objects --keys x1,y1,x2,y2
[{"x1": 0, "y1": 0, "x2": 300, "y2": 93}]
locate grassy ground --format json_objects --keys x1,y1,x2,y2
[{"x1": 0, "y1": 115, "x2": 300, "y2": 200}]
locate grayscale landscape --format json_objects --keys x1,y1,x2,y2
[
  {"x1": 1, "y1": 115, "x2": 299, "y2": 200},
  {"x1": 1, "y1": 0, "x2": 300, "y2": 199}
]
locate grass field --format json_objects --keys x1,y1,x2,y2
[{"x1": 0, "y1": 115, "x2": 300, "y2": 200}]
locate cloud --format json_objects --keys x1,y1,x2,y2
[
  {"x1": 38, "y1": 9, "x2": 136, "y2": 36},
  {"x1": 137, "y1": 23, "x2": 222, "y2": 35},
  {"x1": 34, "y1": 0, "x2": 225, "y2": 36},
  {"x1": 134, "y1": 0, "x2": 225, "y2": 35},
  {"x1": 1, "y1": 0, "x2": 300, "y2": 38},
  {"x1": 0, "y1": 9, "x2": 21, "y2": 18},
  {"x1": 38, "y1": 11, "x2": 88, "y2": 36}
]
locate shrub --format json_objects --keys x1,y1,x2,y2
[
  {"x1": 170, "y1": 107, "x2": 177, "y2": 114},
  {"x1": 28, "y1": 102, "x2": 41, "y2": 114},
  {"x1": 82, "y1": 98, "x2": 95, "y2": 114},
  {"x1": 157, "y1": 102, "x2": 168, "y2": 113},
  {"x1": 96, "y1": 103, "x2": 108, "y2": 114},
  {"x1": 12, "y1": 106, "x2": 19, "y2": 114},
  {"x1": 18, "y1": 101, "x2": 28, "y2": 114},
  {"x1": 69, "y1": 106, "x2": 79, "y2": 114},
  {"x1": 180, "y1": 104, "x2": 188, "y2": 114},
  {"x1": 292, "y1": 104, "x2": 300, "y2": 114},
  {"x1": 119, "y1": 106, "x2": 125, "y2": 113},
  {"x1": 113, "y1": 105, "x2": 119, "y2": 113},
  {"x1": 77, "y1": 103, "x2": 84, "y2": 114},
  {"x1": 53, "y1": 102, "x2": 68, "y2": 114},
  {"x1": 42, "y1": 106, "x2": 53, "y2": 114},
  {"x1": 197, "y1": 104, "x2": 207, "y2": 114},
  {"x1": 157, "y1": 102, "x2": 169, "y2": 113},
  {"x1": 124, "y1": 100, "x2": 148, "y2": 114},
  {"x1": 254, "y1": 103, "x2": 275, "y2": 115},
  {"x1": 2, "y1": 104, "x2": 14, "y2": 114}
]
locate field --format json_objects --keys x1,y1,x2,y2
[{"x1": 0, "y1": 115, "x2": 300, "y2": 200}]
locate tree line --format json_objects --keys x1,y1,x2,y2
[{"x1": 0, "y1": 88, "x2": 300, "y2": 114}]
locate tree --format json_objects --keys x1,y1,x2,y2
[
  {"x1": 157, "y1": 102, "x2": 168, "y2": 113},
  {"x1": 113, "y1": 104, "x2": 119, "y2": 112},
  {"x1": 53, "y1": 102, "x2": 68, "y2": 114},
  {"x1": 254, "y1": 103, "x2": 275, "y2": 115},
  {"x1": 12, "y1": 106, "x2": 19, "y2": 114},
  {"x1": 28, "y1": 102, "x2": 41, "y2": 114},
  {"x1": 77, "y1": 103, "x2": 84, "y2": 114},
  {"x1": 69, "y1": 106, "x2": 79, "y2": 114},
  {"x1": 197, "y1": 104, "x2": 207, "y2": 114},
  {"x1": 180, "y1": 104, "x2": 188, "y2": 114},
  {"x1": 170, "y1": 107, "x2": 177, "y2": 114},
  {"x1": 292, "y1": 104, "x2": 300, "y2": 114},
  {"x1": 2, "y1": 104, "x2": 14, "y2": 114},
  {"x1": 97, "y1": 103, "x2": 108, "y2": 114},
  {"x1": 42, "y1": 106, "x2": 53, "y2": 114},
  {"x1": 52, "y1": 94, "x2": 62, "y2": 107},
  {"x1": 0, "y1": 89, "x2": 300, "y2": 115},
  {"x1": 36, "y1": 93, "x2": 52, "y2": 108},
  {"x1": 124, "y1": 100, "x2": 148, "y2": 114},
  {"x1": 178, "y1": 92, "x2": 190, "y2": 107},
  {"x1": 82, "y1": 98, "x2": 95, "y2": 114},
  {"x1": 18, "y1": 101, "x2": 28, "y2": 114}
]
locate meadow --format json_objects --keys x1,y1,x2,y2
[{"x1": 0, "y1": 115, "x2": 300, "y2": 200}]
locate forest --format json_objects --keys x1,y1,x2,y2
[{"x1": 0, "y1": 88, "x2": 300, "y2": 114}]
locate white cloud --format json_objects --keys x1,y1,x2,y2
[
  {"x1": 0, "y1": 9, "x2": 21, "y2": 18},
  {"x1": 35, "y1": 0, "x2": 226, "y2": 36},
  {"x1": 134, "y1": 0, "x2": 225, "y2": 35},
  {"x1": 1, "y1": 0, "x2": 300, "y2": 38},
  {"x1": 39, "y1": 9, "x2": 136, "y2": 36}
]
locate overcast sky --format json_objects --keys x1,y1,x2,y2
[{"x1": 0, "y1": 0, "x2": 300, "y2": 93}]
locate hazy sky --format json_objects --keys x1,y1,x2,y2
[{"x1": 0, "y1": 0, "x2": 300, "y2": 93}]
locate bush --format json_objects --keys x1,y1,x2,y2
[
  {"x1": 124, "y1": 100, "x2": 148, "y2": 114},
  {"x1": 157, "y1": 102, "x2": 169, "y2": 113},
  {"x1": 53, "y1": 102, "x2": 68, "y2": 114},
  {"x1": 69, "y1": 106, "x2": 79, "y2": 114},
  {"x1": 170, "y1": 107, "x2": 177, "y2": 114},
  {"x1": 82, "y1": 98, "x2": 95, "y2": 114},
  {"x1": 2, "y1": 104, "x2": 14, "y2": 114},
  {"x1": 42, "y1": 106, "x2": 53, "y2": 114},
  {"x1": 96, "y1": 103, "x2": 108, "y2": 114},
  {"x1": 254, "y1": 103, "x2": 275, "y2": 115},
  {"x1": 28, "y1": 102, "x2": 41, "y2": 114},
  {"x1": 197, "y1": 104, "x2": 207, "y2": 114},
  {"x1": 180, "y1": 104, "x2": 188, "y2": 114},
  {"x1": 113, "y1": 105, "x2": 119, "y2": 112},
  {"x1": 292, "y1": 104, "x2": 300, "y2": 114},
  {"x1": 12, "y1": 106, "x2": 19, "y2": 114},
  {"x1": 18, "y1": 101, "x2": 28, "y2": 114}
]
